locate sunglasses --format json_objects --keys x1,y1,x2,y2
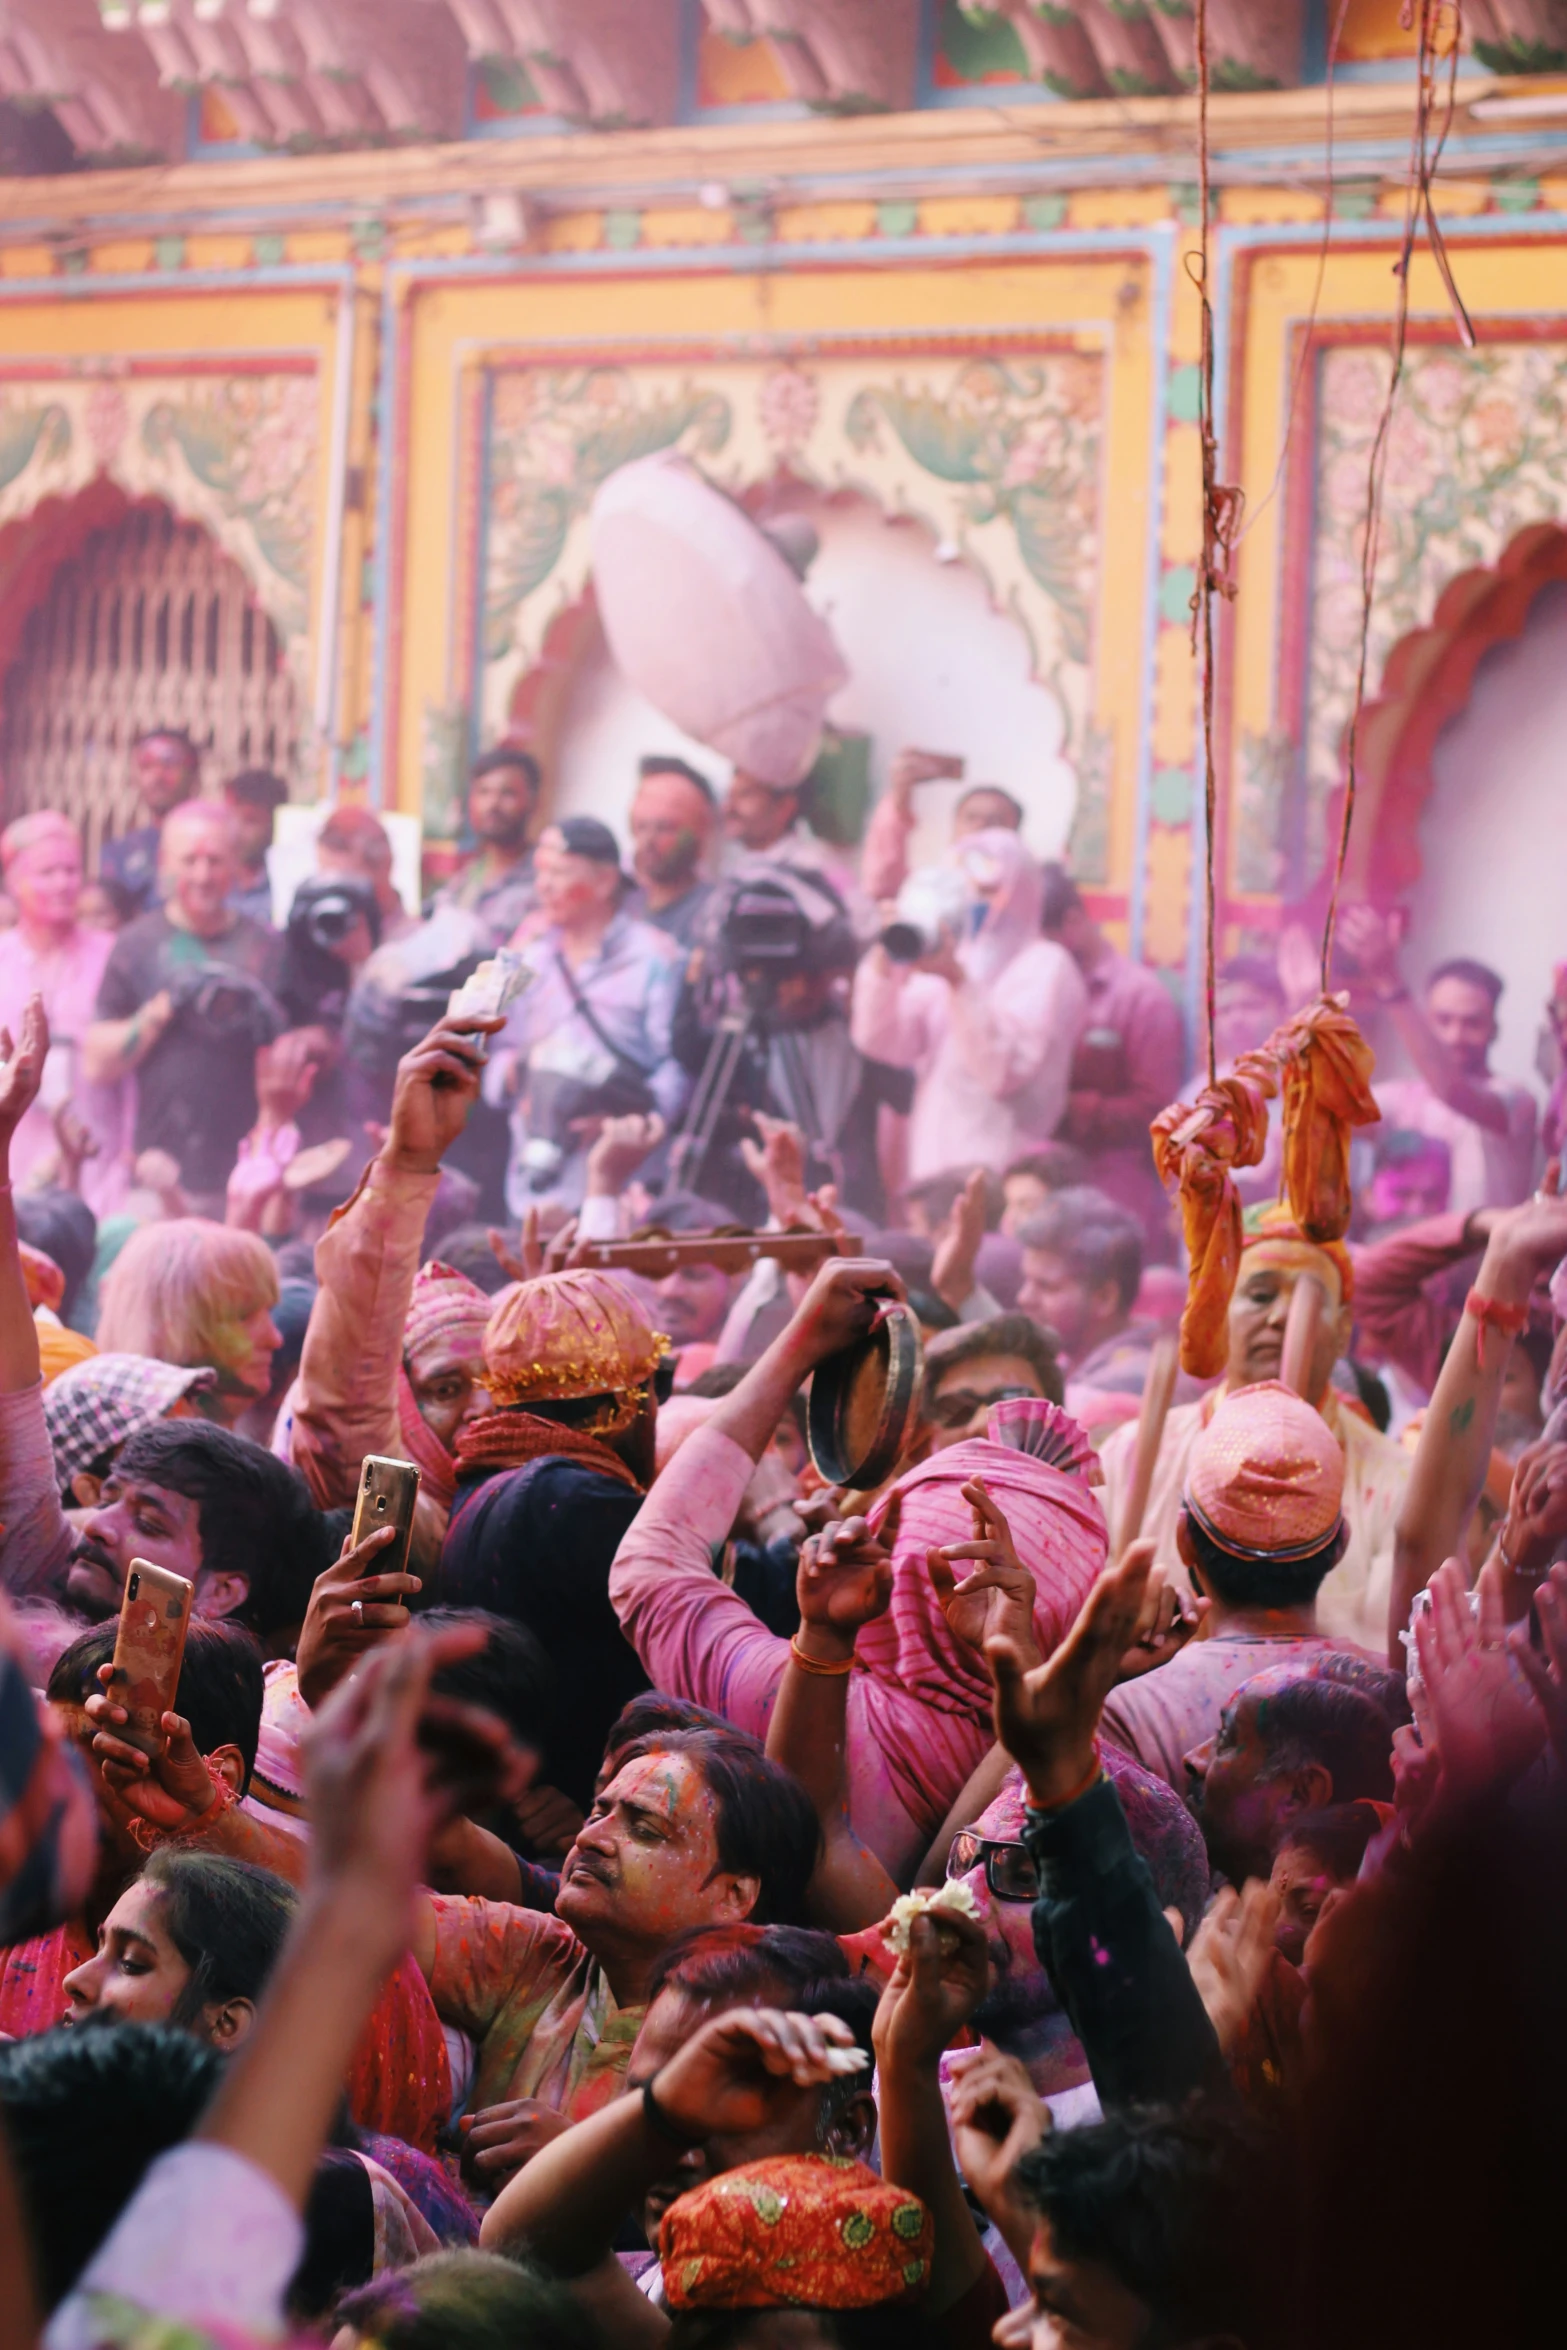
[
  {"x1": 929, "y1": 1383, "x2": 1036, "y2": 1432},
  {"x1": 946, "y1": 1828, "x2": 1040, "y2": 1904}
]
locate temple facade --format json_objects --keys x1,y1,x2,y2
[{"x1": 2, "y1": 0, "x2": 1567, "y2": 1045}]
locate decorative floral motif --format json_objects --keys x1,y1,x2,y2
[
  {"x1": 0, "y1": 370, "x2": 320, "y2": 659},
  {"x1": 477, "y1": 348, "x2": 1107, "y2": 840},
  {"x1": 1304, "y1": 338, "x2": 1567, "y2": 884},
  {"x1": 483, "y1": 367, "x2": 732, "y2": 662},
  {"x1": 844, "y1": 354, "x2": 1103, "y2": 668},
  {"x1": 141, "y1": 375, "x2": 317, "y2": 621},
  {"x1": 758, "y1": 364, "x2": 820, "y2": 459}
]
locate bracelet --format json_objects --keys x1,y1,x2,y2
[
  {"x1": 1465, "y1": 1287, "x2": 1529, "y2": 1369},
  {"x1": 789, "y1": 1636, "x2": 857, "y2": 1678},
  {"x1": 1026, "y1": 1739, "x2": 1104, "y2": 1817},
  {"x1": 126, "y1": 1765, "x2": 239, "y2": 1854},
  {"x1": 642, "y1": 2075, "x2": 706, "y2": 2147}
]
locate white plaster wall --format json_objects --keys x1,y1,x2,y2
[
  {"x1": 1400, "y1": 577, "x2": 1567, "y2": 1099},
  {"x1": 550, "y1": 492, "x2": 1079, "y2": 871}
]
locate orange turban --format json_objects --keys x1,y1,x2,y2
[
  {"x1": 35, "y1": 1315, "x2": 98, "y2": 1388},
  {"x1": 1185, "y1": 1378, "x2": 1345, "y2": 1558},
  {"x1": 482, "y1": 1267, "x2": 667, "y2": 1407},
  {"x1": 1241, "y1": 1203, "x2": 1353, "y2": 1304},
  {"x1": 660, "y1": 2157, "x2": 932, "y2": 2311}
]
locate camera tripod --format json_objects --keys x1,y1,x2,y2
[{"x1": 667, "y1": 991, "x2": 837, "y2": 1201}]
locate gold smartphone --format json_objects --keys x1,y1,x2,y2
[
  {"x1": 110, "y1": 1560, "x2": 194, "y2": 1757},
  {"x1": 350, "y1": 1454, "x2": 421, "y2": 1581}
]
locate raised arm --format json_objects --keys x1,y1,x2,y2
[
  {"x1": 1388, "y1": 1190, "x2": 1567, "y2": 1662},
  {"x1": 291, "y1": 1012, "x2": 500, "y2": 1514},
  {"x1": 0, "y1": 1000, "x2": 74, "y2": 1600},
  {"x1": 609, "y1": 1256, "x2": 904, "y2": 1728},
  {"x1": 1339, "y1": 905, "x2": 1514, "y2": 1135},
  {"x1": 989, "y1": 1542, "x2": 1230, "y2": 2112},
  {"x1": 873, "y1": 1905, "x2": 995, "y2": 2316},
  {"x1": 766, "y1": 1508, "x2": 899, "y2": 1930}
]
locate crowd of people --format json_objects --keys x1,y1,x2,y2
[{"x1": 0, "y1": 725, "x2": 1564, "y2": 2350}]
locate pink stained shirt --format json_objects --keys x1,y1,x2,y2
[
  {"x1": 608, "y1": 1423, "x2": 994, "y2": 1883},
  {"x1": 1063, "y1": 949, "x2": 1186, "y2": 1243},
  {"x1": 1100, "y1": 1630, "x2": 1348, "y2": 1791},
  {"x1": 0, "y1": 923, "x2": 130, "y2": 1215},
  {"x1": 850, "y1": 940, "x2": 1088, "y2": 1182},
  {"x1": 1375, "y1": 1073, "x2": 1537, "y2": 1219}
]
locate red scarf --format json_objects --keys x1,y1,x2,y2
[
  {"x1": 454, "y1": 1407, "x2": 645, "y2": 1494},
  {"x1": 396, "y1": 1365, "x2": 458, "y2": 1514}
]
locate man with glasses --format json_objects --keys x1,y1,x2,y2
[{"x1": 920, "y1": 1315, "x2": 1065, "y2": 1452}]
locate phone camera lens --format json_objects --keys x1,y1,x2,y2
[{"x1": 127, "y1": 1572, "x2": 140, "y2": 1600}]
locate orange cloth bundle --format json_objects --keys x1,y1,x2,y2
[
  {"x1": 1265, "y1": 992, "x2": 1379, "y2": 1245},
  {"x1": 1151, "y1": 1069, "x2": 1275, "y2": 1380},
  {"x1": 660, "y1": 2155, "x2": 932, "y2": 2311}
]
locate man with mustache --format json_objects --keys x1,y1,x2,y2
[{"x1": 406, "y1": 1725, "x2": 819, "y2": 2188}]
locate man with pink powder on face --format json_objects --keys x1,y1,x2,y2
[
  {"x1": 404, "y1": 1724, "x2": 819, "y2": 2190},
  {"x1": 0, "y1": 812, "x2": 129, "y2": 1214}
]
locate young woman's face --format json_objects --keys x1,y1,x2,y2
[{"x1": 63, "y1": 1880, "x2": 190, "y2": 2026}]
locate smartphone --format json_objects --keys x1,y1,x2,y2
[
  {"x1": 350, "y1": 1455, "x2": 421, "y2": 1581},
  {"x1": 110, "y1": 1561, "x2": 194, "y2": 1758}
]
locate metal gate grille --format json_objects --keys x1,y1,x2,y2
[{"x1": 0, "y1": 504, "x2": 299, "y2": 871}]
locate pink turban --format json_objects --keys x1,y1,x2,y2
[
  {"x1": 402, "y1": 1259, "x2": 492, "y2": 1380},
  {"x1": 1185, "y1": 1378, "x2": 1344, "y2": 1556},
  {"x1": 395, "y1": 1260, "x2": 494, "y2": 1513},
  {"x1": 861, "y1": 1433, "x2": 1107, "y2": 1720}
]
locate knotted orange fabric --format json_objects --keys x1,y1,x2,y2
[
  {"x1": 1152, "y1": 1070, "x2": 1274, "y2": 1379},
  {"x1": 1266, "y1": 992, "x2": 1380, "y2": 1244}
]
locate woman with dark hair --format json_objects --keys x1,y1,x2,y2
[{"x1": 62, "y1": 1849, "x2": 295, "y2": 2048}]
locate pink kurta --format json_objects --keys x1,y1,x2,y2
[{"x1": 0, "y1": 923, "x2": 129, "y2": 1213}]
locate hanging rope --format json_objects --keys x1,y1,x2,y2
[
  {"x1": 1186, "y1": 0, "x2": 1244, "y2": 1088},
  {"x1": 1321, "y1": 0, "x2": 1473, "y2": 992}
]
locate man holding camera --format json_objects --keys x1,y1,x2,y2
[{"x1": 85, "y1": 800, "x2": 287, "y2": 1214}]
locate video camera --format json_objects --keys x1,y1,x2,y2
[
  {"x1": 167, "y1": 962, "x2": 284, "y2": 1054},
  {"x1": 704, "y1": 865, "x2": 856, "y2": 1019}
]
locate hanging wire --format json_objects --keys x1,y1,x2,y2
[{"x1": 1321, "y1": 0, "x2": 1473, "y2": 992}]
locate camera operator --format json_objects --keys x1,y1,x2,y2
[
  {"x1": 669, "y1": 862, "x2": 911, "y2": 1223},
  {"x1": 85, "y1": 800, "x2": 288, "y2": 1215},
  {"x1": 485, "y1": 815, "x2": 688, "y2": 1215},
  {"x1": 279, "y1": 872, "x2": 380, "y2": 1033}
]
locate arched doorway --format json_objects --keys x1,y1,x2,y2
[{"x1": 0, "y1": 500, "x2": 299, "y2": 870}]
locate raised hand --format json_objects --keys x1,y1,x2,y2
[
  {"x1": 294, "y1": 1523, "x2": 421, "y2": 1709},
  {"x1": 1185, "y1": 1880, "x2": 1281, "y2": 2056},
  {"x1": 86, "y1": 1671, "x2": 228, "y2": 1836},
  {"x1": 1413, "y1": 1555, "x2": 1546, "y2": 1804},
  {"x1": 0, "y1": 997, "x2": 48, "y2": 1162},
  {"x1": 987, "y1": 1539, "x2": 1156, "y2": 1809},
  {"x1": 510, "y1": 1782, "x2": 585, "y2": 1858},
  {"x1": 301, "y1": 1620, "x2": 527, "y2": 1955},
  {"x1": 585, "y1": 1111, "x2": 664, "y2": 1200},
  {"x1": 872, "y1": 1905, "x2": 990, "y2": 2077},
  {"x1": 1116, "y1": 1566, "x2": 1207, "y2": 1682},
  {"x1": 931, "y1": 1167, "x2": 988, "y2": 1314},
  {"x1": 739, "y1": 1112, "x2": 810, "y2": 1225},
  {"x1": 255, "y1": 1026, "x2": 333, "y2": 1128},
  {"x1": 647, "y1": 2006, "x2": 867, "y2": 2145},
  {"x1": 946, "y1": 2043, "x2": 1046, "y2": 2255},
  {"x1": 1511, "y1": 1559, "x2": 1567, "y2": 1766},
  {"x1": 784, "y1": 1255, "x2": 905, "y2": 1373},
  {"x1": 385, "y1": 1014, "x2": 505, "y2": 1177},
  {"x1": 51, "y1": 1099, "x2": 99, "y2": 1192},
  {"x1": 928, "y1": 1477, "x2": 1040, "y2": 1666},
  {"x1": 795, "y1": 1506, "x2": 896, "y2": 1665}
]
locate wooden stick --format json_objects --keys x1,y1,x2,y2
[
  {"x1": 1280, "y1": 1273, "x2": 1327, "y2": 1399},
  {"x1": 1116, "y1": 1333, "x2": 1179, "y2": 1559},
  {"x1": 577, "y1": 1230, "x2": 859, "y2": 1278}
]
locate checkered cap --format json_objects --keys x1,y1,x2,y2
[{"x1": 43, "y1": 1353, "x2": 218, "y2": 1491}]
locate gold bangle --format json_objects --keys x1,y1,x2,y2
[{"x1": 789, "y1": 1636, "x2": 857, "y2": 1678}]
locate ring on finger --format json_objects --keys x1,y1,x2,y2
[{"x1": 351, "y1": 1598, "x2": 365, "y2": 1627}]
